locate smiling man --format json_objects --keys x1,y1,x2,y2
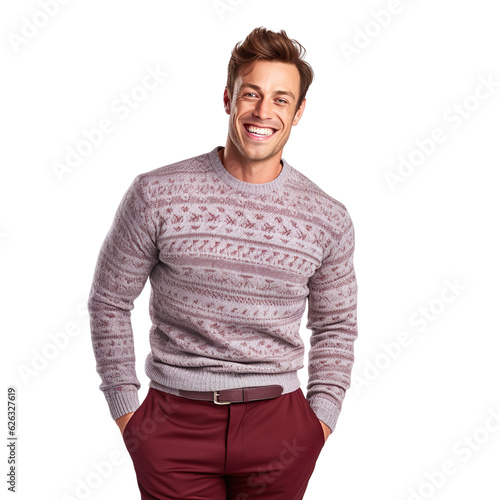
[
  {"x1": 88, "y1": 27, "x2": 358, "y2": 500},
  {"x1": 222, "y1": 59, "x2": 305, "y2": 183}
]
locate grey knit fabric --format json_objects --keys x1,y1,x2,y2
[{"x1": 88, "y1": 146, "x2": 358, "y2": 433}]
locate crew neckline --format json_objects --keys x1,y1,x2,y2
[{"x1": 208, "y1": 146, "x2": 290, "y2": 194}]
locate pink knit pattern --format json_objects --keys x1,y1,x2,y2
[{"x1": 88, "y1": 146, "x2": 357, "y2": 432}]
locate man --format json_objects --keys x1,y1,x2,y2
[{"x1": 88, "y1": 26, "x2": 358, "y2": 499}]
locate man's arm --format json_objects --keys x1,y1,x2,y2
[
  {"x1": 87, "y1": 175, "x2": 159, "y2": 422},
  {"x1": 306, "y1": 206, "x2": 358, "y2": 435}
]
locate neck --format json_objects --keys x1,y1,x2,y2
[{"x1": 218, "y1": 141, "x2": 283, "y2": 184}]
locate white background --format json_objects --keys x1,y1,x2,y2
[{"x1": 2, "y1": 1, "x2": 500, "y2": 499}]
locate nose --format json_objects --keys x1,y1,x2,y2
[{"x1": 253, "y1": 97, "x2": 272, "y2": 120}]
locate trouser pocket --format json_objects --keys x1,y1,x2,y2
[
  {"x1": 122, "y1": 387, "x2": 154, "y2": 452},
  {"x1": 297, "y1": 389, "x2": 326, "y2": 448}
]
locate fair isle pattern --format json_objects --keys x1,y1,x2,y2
[{"x1": 88, "y1": 146, "x2": 357, "y2": 432}]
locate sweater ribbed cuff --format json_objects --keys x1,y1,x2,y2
[
  {"x1": 104, "y1": 388, "x2": 140, "y2": 421},
  {"x1": 308, "y1": 396, "x2": 341, "y2": 434}
]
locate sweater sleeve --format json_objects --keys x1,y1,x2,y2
[
  {"x1": 87, "y1": 175, "x2": 159, "y2": 421},
  {"x1": 305, "y1": 206, "x2": 358, "y2": 433}
]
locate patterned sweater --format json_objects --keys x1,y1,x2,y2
[{"x1": 87, "y1": 146, "x2": 358, "y2": 433}]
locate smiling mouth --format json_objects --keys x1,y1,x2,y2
[{"x1": 244, "y1": 124, "x2": 277, "y2": 137}]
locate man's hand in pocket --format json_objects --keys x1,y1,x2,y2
[
  {"x1": 319, "y1": 420, "x2": 332, "y2": 443},
  {"x1": 116, "y1": 412, "x2": 135, "y2": 436}
]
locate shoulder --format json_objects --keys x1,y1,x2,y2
[
  {"x1": 138, "y1": 149, "x2": 210, "y2": 183},
  {"x1": 284, "y1": 161, "x2": 353, "y2": 233},
  {"x1": 129, "y1": 149, "x2": 213, "y2": 197}
]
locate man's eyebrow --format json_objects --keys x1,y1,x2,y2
[{"x1": 239, "y1": 83, "x2": 296, "y2": 101}]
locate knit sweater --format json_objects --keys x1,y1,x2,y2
[{"x1": 88, "y1": 145, "x2": 358, "y2": 433}]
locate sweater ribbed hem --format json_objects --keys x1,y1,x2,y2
[
  {"x1": 146, "y1": 367, "x2": 301, "y2": 399},
  {"x1": 104, "y1": 388, "x2": 140, "y2": 421}
]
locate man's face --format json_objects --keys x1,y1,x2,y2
[{"x1": 224, "y1": 60, "x2": 305, "y2": 164}]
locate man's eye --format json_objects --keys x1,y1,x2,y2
[
  {"x1": 243, "y1": 92, "x2": 257, "y2": 97},
  {"x1": 276, "y1": 98, "x2": 288, "y2": 104}
]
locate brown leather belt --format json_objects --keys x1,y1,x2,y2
[{"x1": 178, "y1": 385, "x2": 284, "y2": 405}]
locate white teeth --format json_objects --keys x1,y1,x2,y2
[{"x1": 246, "y1": 125, "x2": 274, "y2": 136}]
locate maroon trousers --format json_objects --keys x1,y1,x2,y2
[{"x1": 122, "y1": 386, "x2": 325, "y2": 499}]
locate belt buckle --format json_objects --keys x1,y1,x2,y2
[{"x1": 213, "y1": 391, "x2": 231, "y2": 405}]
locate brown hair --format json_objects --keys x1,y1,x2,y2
[{"x1": 226, "y1": 27, "x2": 314, "y2": 113}]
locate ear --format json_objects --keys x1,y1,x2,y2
[
  {"x1": 223, "y1": 87, "x2": 231, "y2": 115},
  {"x1": 292, "y1": 98, "x2": 306, "y2": 126}
]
